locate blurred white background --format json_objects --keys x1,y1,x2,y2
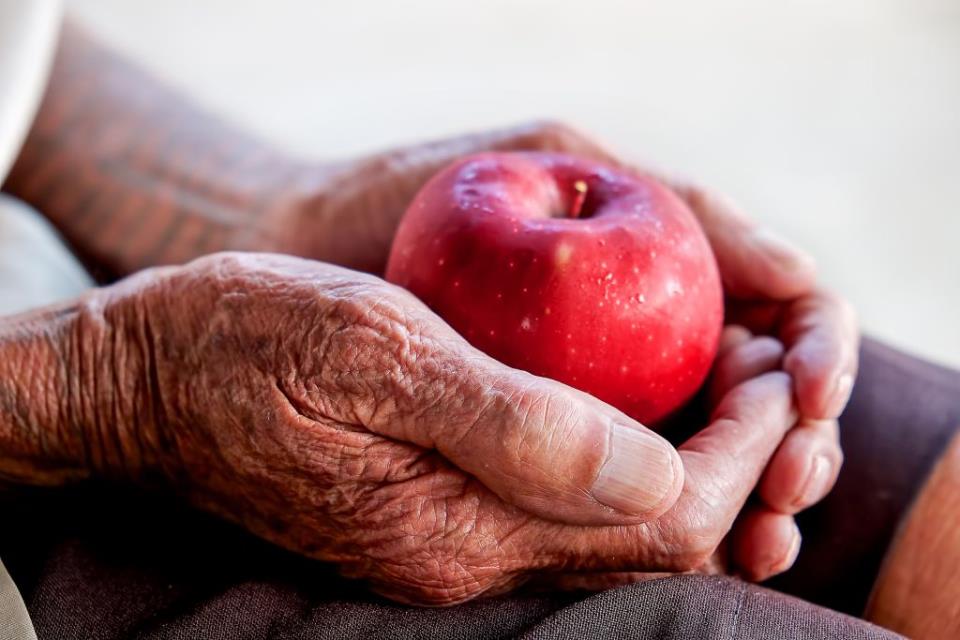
[{"x1": 70, "y1": 0, "x2": 960, "y2": 367}]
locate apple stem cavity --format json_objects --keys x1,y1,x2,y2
[{"x1": 570, "y1": 180, "x2": 589, "y2": 218}]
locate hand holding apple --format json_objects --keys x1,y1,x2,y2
[
  {"x1": 278, "y1": 120, "x2": 855, "y2": 585},
  {"x1": 386, "y1": 151, "x2": 723, "y2": 425}
]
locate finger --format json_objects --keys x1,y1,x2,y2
[
  {"x1": 780, "y1": 291, "x2": 860, "y2": 419},
  {"x1": 730, "y1": 505, "x2": 802, "y2": 582},
  {"x1": 717, "y1": 324, "x2": 753, "y2": 358},
  {"x1": 669, "y1": 182, "x2": 817, "y2": 300},
  {"x1": 532, "y1": 372, "x2": 797, "y2": 572},
  {"x1": 709, "y1": 334, "x2": 785, "y2": 409},
  {"x1": 725, "y1": 300, "x2": 784, "y2": 335},
  {"x1": 368, "y1": 347, "x2": 684, "y2": 527},
  {"x1": 389, "y1": 121, "x2": 619, "y2": 192},
  {"x1": 759, "y1": 419, "x2": 843, "y2": 514},
  {"x1": 679, "y1": 371, "x2": 798, "y2": 524}
]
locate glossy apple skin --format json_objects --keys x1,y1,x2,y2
[{"x1": 385, "y1": 152, "x2": 723, "y2": 426}]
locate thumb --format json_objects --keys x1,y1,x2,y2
[{"x1": 427, "y1": 360, "x2": 683, "y2": 526}]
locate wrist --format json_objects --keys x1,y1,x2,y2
[
  {"x1": 271, "y1": 150, "x2": 423, "y2": 272},
  {"x1": 0, "y1": 288, "x2": 157, "y2": 485},
  {"x1": 0, "y1": 301, "x2": 93, "y2": 485},
  {"x1": 234, "y1": 158, "x2": 337, "y2": 258}
]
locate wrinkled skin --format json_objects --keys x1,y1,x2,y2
[
  {"x1": 277, "y1": 121, "x2": 858, "y2": 583},
  {"x1": 73, "y1": 252, "x2": 810, "y2": 605},
  {"x1": 3, "y1": 121, "x2": 858, "y2": 607},
  {"x1": 0, "y1": 18, "x2": 861, "y2": 605}
]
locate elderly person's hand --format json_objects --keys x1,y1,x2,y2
[
  {"x1": 275, "y1": 121, "x2": 859, "y2": 579},
  {"x1": 0, "y1": 252, "x2": 804, "y2": 605}
]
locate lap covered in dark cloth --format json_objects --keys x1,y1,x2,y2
[{"x1": 1, "y1": 339, "x2": 957, "y2": 639}]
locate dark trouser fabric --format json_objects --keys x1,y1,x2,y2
[{"x1": 1, "y1": 338, "x2": 957, "y2": 639}]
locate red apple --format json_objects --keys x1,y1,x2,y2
[{"x1": 386, "y1": 152, "x2": 723, "y2": 426}]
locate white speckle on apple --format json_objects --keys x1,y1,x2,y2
[
  {"x1": 604, "y1": 272, "x2": 613, "y2": 281},
  {"x1": 437, "y1": 258, "x2": 445, "y2": 266},
  {"x1": 665, "y1": 279, "x2": 684, "y2": 297},
  {"x1": 620, "y1": 365, "x2": 628, "y2": 374},
  {"x1": 554, "y1": 243, "x2": 573, "y2": 267},
  {"x1": 520, "y1": 317, "x2": 532, "y2": 331},
  {"x1": 544, "y1": 307, "x2": 551, "y2": 315}
]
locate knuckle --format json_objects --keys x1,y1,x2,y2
[
  {"x1": 528, "y1": 119, "x2": 581, "y2": 149},
  {"x1": 820, "y1": 288, "x2": 858, "y2": 327},
  {"x1": 669, "y1": 535, "x2": 719, "y2": 572},
  {"x1": 319, "y1": 292, "x2": 436, "y2": 422},
  {"x1": 656, "y1": 503, "x2": 726, "y2": 572},
  {"x1": 677, "y1": 182, "x2": 720, "y2": 214}
]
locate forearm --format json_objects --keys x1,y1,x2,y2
[
  {"x1": 866, "y1": 431, "x2": 960, "y2": 638},
  {"x1": 2, "y1": 20, "x2": 317, "y2": 277}
]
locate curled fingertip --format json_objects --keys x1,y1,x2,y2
[
  {"x1": 794, "y1": 453, "x2": 833, "y2": 510},
  {"x1": 772, "y1": 521, "x2": 803, "y2": 575},
  {"x1": 824, "y1": 371, "x2": 855, "y2": 418},
  {"x1": 718, "y1": 325, "x2": 753, "y2": 357}
]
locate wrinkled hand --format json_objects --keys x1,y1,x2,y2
[
  {"x1": 86, "y1": 252, "x2": 801, "y2": 605},
  {"x1": 277, "y1": 121, "x2": 860, "y2": 579},
  {"x1": 677, "y1": 186, "x2": 858, "y2": 579}
]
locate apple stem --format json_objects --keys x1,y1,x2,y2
[{"x1": 570, "y1": 180, "x2": 589, "y2": 218}]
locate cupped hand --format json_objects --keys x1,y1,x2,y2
[
  {"x1": 280, "y1": 121, "x2": 858, "y2": 581},
  {"x1": 283, "y1": 120, "x2": 858, "y2": 424},
  {"x1": 86, "y1": 252, "x2": 800, "y2": 605}
]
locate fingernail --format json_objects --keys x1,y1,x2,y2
[
  {"x1": 592, "y1": 423, "x2": 678, "y2": 516},
  {"x1": 825, "y1": 372, "x2": 855, "y2": 418},
  {"x1": 775, "y1": 522, "x2": 803, "y2": 573},
  {"x1": 795, "y1": 454, "x2": 832, "y2": 508},
  {"x1": 751, "y1": 228, "x2": 816, "y2": 274}
]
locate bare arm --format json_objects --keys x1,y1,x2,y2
[
  {"x1": 866, "y1": 431, "x2": 960, "y2": 638},
  {"x1": 2, "y1": 22, "x2": 628, "y2": 276},
  {"x1": 2, "y1": 21, "x2": 315, "y2": 277},
  {"x1": 0, "y1": 303, "x2": 91, "y2": 485}
]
